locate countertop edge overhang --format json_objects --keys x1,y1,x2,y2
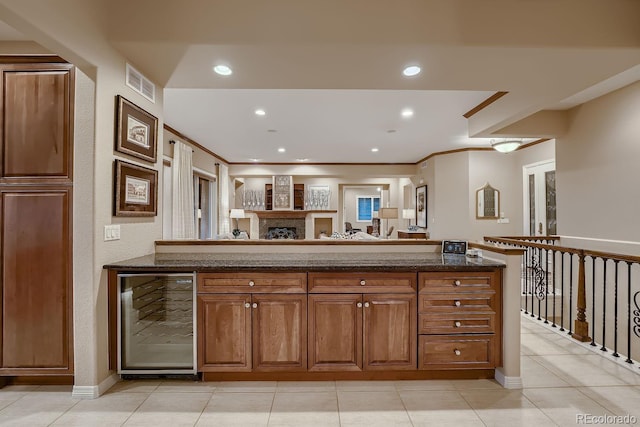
[{"x1": 104, "y1": 252, "x2": 506, "y2": 272}]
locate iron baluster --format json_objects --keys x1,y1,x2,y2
[
  {"x1": 613, "y1": 260, "x2": 620, "y2": 357},
  {"x1": 626, "y1": 262, "x2": 633, "y2": 364},
  {"x1": 568, "y1": 253, "x2": 573, "y2": 335},
  {"x1": 591, "y1": 256, "x2": 597, "y2": 346},
  {"x1": 560, "y1": 252, "x2": 565, "y2": 332},
  {"x1": 601, "y1": 259, "x2": 608, "y2": 352},
  {"x1": 551, "y1": 250, "x2": 556, "y2": 328}
]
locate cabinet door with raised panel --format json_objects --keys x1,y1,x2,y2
[
  {"x1": 308, "y1": 294, "x2": 362, "y2": 371},
  {"x1": 252, "y1": 294, "x2": 307, "y2": 371},
  {"x1": 363, "y1": 293, "x2": 417, "y2": 370},
  {"x1": 198, "y1": 294, "x2": 252, "y2": 372}
]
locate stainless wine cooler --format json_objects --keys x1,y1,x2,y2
[{"x1": 117, "y1": 273, "x2": 196, "y2": 374}]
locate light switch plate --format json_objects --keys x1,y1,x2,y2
[{"x1": 104, "y1": 224, "x2": 121, "y2": 241}]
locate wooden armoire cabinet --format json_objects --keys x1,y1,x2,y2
[{"x1": 0, "y1": 58, "x2": 74, "y2": 378}]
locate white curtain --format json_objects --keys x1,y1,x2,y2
[
  {"x1": 218, "y1": 163, "x2": 230, "y2": 234},
  {"x1": 171, "y1": 141, "x2": 196, "y2": 239}
]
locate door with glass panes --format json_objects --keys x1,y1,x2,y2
[{"x1": 523, "y1": 160, "x2": 556, "y2": 236}]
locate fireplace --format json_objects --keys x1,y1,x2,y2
[
  {"x1": 259, "y1": 217, "x2": 305, "y2": 239},
  {"x1": 266, "y1": 227, "x2": 298, "y2": 240}
]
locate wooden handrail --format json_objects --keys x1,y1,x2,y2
[
  {"x1": 484, "y1": 236, "x2": 582, "y2": 255},
  {"x1": 484, "y1": 236, "x2": 640, "y2": 264}
]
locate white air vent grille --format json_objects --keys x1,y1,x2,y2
[{"x1": 126, "y1": 63, "x2": 155, "y2": 103}]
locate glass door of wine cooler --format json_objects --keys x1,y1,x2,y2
[{"x1": 117, "y1": 273, "x2": 196, "y2": 374}]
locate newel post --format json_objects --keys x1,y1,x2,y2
[{"x1": 572, "y1": 250, "x2": 591, "y2": 342}]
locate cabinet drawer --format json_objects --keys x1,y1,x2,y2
[
  {"x1": 419, "y1": 312, "x2": 495, "y2": 334},
  {"x1": 418, "y1": 292, "x2": 495, "y2": 312},
  {"x1": 198, "y1": 272, "x2": 306, "y2": 293},
  {"x1": 308, "y1": 272, "x2": 416, "y2": 293},
  {"x1": 419, "y1": 271, "x2": 496, "y2": 293},
  {"x1": 419, "y1": 335, "x2": 495, "y2": 370}
]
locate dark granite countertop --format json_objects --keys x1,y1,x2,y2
[{"x1": 104, "y1": 252, "x2": 504, "y2": 272}]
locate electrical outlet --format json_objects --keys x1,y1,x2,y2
[
  {"x1": 497, "y1": 218, "x2": 510, "y2": 224},
  {"x1": 104, "y1": 224, "x2": 121, "y2": 241}
]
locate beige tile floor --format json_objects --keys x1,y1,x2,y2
[{"x1": 1, "y1": 315, "x2": 639, "y2": 426}]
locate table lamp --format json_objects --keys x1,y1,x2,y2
[
  {"x1": 230, "y1": 209, "x2": 245, "y2": 237},
  {"x1": 379, "y1": 207, "x2": 398, "y2": 238},
  {"x1": 403, "y1": 208, "x2": 416, "y2": 230}
]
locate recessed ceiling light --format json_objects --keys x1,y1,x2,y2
[
  {"x1": 278, "y1": 147, "x2": 286, "y2": 153},
  {"x1": 371, "y1": 148, "x2": 379, "y2": 152},
  {"x1": 387, "y1": 129, "x2": 397, "y2": 133},
  {"x1": 213, "y1": 65, "x2": 232, "y2": 76},
  {"x1": 255, "y1": 108, "x2": 266, "y2": 116},
  {"x1": 377, "y1": 187, "x2": 382, "y2": 192},
  {"x1": 249, "y1": 158, "x2": 261, "y2": 162},
  {"x1": 296, "y1": 158, "x2": 309, "y2": 162},
  {"x1": 402, "y1": 65, "x2": 421, "y2": 77},
  {"x1": 267, "y1": 129, "x2": 278, "y2": 133},
  {"x1": 401, "y1": 109, "x2": 414, "y2": 118}
]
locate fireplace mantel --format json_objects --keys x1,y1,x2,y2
[
  {"x1": 242, "y1": 210, "x2": 338, "y2": 239},
  {"x1": 248, "y1": 210, "x2": 337, "y2": 219}
]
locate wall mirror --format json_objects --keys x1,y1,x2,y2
[{"x1": 476, "y1": 183, "x2": 499, "y2": 219}]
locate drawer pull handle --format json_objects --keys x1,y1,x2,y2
[
  {"x1": 454, "y1": 280, "x2": 461, "y2": 286},
  {"x1": 360, "y1": 280, "x2": 366, "y2": 286},
  {"x1": 252, "y1": 303, "x2": 258, "y2": 308},
  {"x1": 364, "y1": 302, "x2": 370, "y2": 308},
  {"x1": 454, "y1": 300, "x2": 461, "y2": 307},
  {"x1": 454, "y1": 349, "x2": 461, "y2": 356},
  {"x1": 248, "y1": 280, "x2": 255, "y2": 287},
  {"x1": 454, "y1": 321, "x2": 461, "y2": 328},
  {"x1": 244, "y1": 302, "x2": 250, "y2": 308},
  {"x1": 357, "y1": 302, "x2": 363, "y2": 308}
]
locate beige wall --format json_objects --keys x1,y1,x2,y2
[
  {"x1": 0, "y1": 0, "x2": 165, "y2": 390},
  {"x1": 557, "y1": 81, "x2": 640, "y2": 245},
  {"x1": 415, "y1": 141, "x2": 555, "y2": 242}
]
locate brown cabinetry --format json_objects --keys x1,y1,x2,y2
[
  {"x1": 417, "y1": 271, "x2": 501, "y2": 370},
  {"x1": 0, "y1": 59, "x2": 74, "y2": 377},
  {"x1": 308, "y1": 272, "x2": 416, "y2": 371},
  {"x1": 197, "y1": 273, "x2": 307, "y2": 372}
]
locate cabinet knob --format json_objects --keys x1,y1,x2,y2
[
  {"x1": 252, "y1": 302, "x2": 258, "y2": 308},
  {"x1": 454, "y1": 280, "x2": 461, "y2": 286},
  {"x1": 454, "y1": 300, "x2": 461, "y2": 307},
  {"x1": 454, "y1": 321, "x2": 461, "y2": 328},
  {"x1": 364, "y1": 302, "x2": 370, "y2": 308},
  {"x1": 245, "y1": 302, "x2": 250, "y2": 308},
  {"x1": 248, "y1": 280, "x2": 255, "y2": 287},
  {"x1": 357, "y1": 302, "x2": 363, "y2": 308},
  {"x1": 360, "y1": 279, "x2": 366, "y2": 286},
  {"x1": 454, "y1": 349, "x2": 461, "y2": 356}
]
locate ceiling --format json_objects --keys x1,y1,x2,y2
[{"x1": 2, "y1": 1, "x2": 639, "y2": 164}]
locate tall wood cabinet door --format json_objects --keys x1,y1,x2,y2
[
  {"x1": 1, "y1": 189, "x2": 72, "y2": 373},
  {"x1": 1, "y1": 64, "x2": 74, "y2": 182},
  {"x1": 252, "y1": 294, "x2": 307, "y2": 371},
  {"x1": 308, "y1": 294, "x2": 362, "y2": 371},
  {"x1": 363, "y1": 293, "x2": 417, "y2": 370},
  {"x1": 198, "y1": 294, "x2": 252, "y2": 372}
]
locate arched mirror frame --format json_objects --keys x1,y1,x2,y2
[{"x1": 476, "y1": 182, "x2": 500, "y2": 219}]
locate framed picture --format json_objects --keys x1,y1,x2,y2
[
  {"x1": 114, "y1": 159, "x2": 158, "y2": 216},
  {"x1": 272, "y1": 175, "x2": 293, "y2": 210},
  {"x1": 416, "y1": 185, "x2": 427, "y2": 228},
  {"x1": 115, "y1": 95, "x2": 158, "y2": 163}
]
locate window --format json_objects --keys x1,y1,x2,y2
[{"x1": 356, "y1": 196, "x2": 380, "y2": 222}]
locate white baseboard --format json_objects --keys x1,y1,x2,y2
[
  {"x1": 71, "y1": 373, "x2": 119, "y2": 399},
  {"x1": 495, "y1": 368, "x2": 523, "y2": 389}
]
